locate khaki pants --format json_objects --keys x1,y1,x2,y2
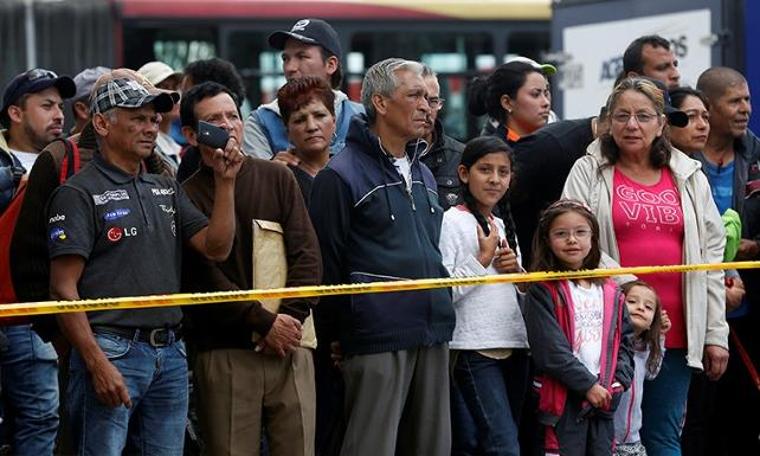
[{"x1": 194, "y1": 347, "x2": 316, "y2": 456}]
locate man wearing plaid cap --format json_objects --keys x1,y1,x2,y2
[{"x1": 46, "y1": 73, "x2": 243, "y2": 455}]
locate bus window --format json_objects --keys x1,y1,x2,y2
[
  {"x1": 350, "y1": 31, "x2": 493, "y2": 141},
  {"x1": 123, "y1": 27, "x2": 215, "y2": 70},
  {"x1": 225, "y1": 31, "x2": 275, "y2": 108}
]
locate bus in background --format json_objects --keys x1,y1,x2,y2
[{"x1": 116, "y1": 0, "x2": 552, "y2": 140}]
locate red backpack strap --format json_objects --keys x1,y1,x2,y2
[{"x1": 58, "y1": 138, "x2": 81, "y2": 184}]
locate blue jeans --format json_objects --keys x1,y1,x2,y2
[
  {"x1": 640, "y1": 349, "x2": 691, "y2": 456},
  {"x1": 0, "y1": 324, "x2": 59, "y2": 455},
  {"x1": 451, "y1": 350, "x2": 528, "y2": 456},
  {"x1": 68, "y1": 331, "x2": 188, "y2": 456}
]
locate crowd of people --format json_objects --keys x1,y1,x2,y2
[{"x1": 0, "y1": 16, "x2": 758, "y2": 456}]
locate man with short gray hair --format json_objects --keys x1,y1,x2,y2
[{"x1": 309, "y1": 58, "x2": 455, "y2": 455}]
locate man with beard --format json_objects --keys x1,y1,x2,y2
[
  {"x1": 0, "y1": 68, "x2": 74, "y2": 454},
  {"x1": 1, "y1": 69, "x2": 75, "y2": 171}
]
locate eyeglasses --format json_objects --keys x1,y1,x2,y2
[
  {"x1": 427, "y1": 97, "x2": 445, "y2": 111},
  {"x1": 611, "y1": 112, "x2": 659, "y2": 125},
  {"x1": 550, "y1": 228, "x2": 592, "y2": 241},
  {"x1": 25, "y1": 68, "x2": 58, "y2": 82}
]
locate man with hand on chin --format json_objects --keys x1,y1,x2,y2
[{"x1": 47, "y1": 74, "x2": 242, "y2": 455}]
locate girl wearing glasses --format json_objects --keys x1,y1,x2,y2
[
  {"x1": 562, "y1": 78, "x2": 727, "y2": 455},
  {"x1": 439, "y1": 136, "x2": 527, "y2": 456},
  {"x1": 523, "y1": 200, "x2": 634, "y2": 456}
]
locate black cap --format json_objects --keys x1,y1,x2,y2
[
  {"x1": 268, "y1": 18, "x2": 342, "y2": 59},
  {"x1": 1, "y1": 68, "x2": 76, "y2": 125},
  {"x1": 641, "y1": 77, "x2": 689, "y2": 128}
]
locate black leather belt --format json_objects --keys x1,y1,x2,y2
[{"x1": 94, "y1": 326, "x2": 181, "y2": 348}]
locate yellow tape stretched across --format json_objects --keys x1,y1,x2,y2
[{"x1": 3, "y1": 261, "x2": 759, "y2": 318}]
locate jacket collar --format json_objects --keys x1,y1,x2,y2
[{"x1": 346, "y1": 113, "x2": 428, "y2": 164}]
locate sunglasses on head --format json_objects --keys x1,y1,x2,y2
[{"x1": 24, "y1": 68, "x2": 58, "y2": 82}]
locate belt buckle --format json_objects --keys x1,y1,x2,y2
[{"x1": 148, "y1": 328, "x2": 169, "y2": 347}]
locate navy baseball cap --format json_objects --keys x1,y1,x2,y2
[
  {"x1": 1, "y1": 68, "x2": 76, "y2": 125},
  {"x1": 268, "y1": 18, "x2": 342, "y2": 59}
]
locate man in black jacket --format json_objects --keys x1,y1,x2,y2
[
  {"x1": 420, "y1": 65, "x2": 464, "y2": 211},
  {"x1": 309, "y1": 58, "x2": 455, "y2": 456}
]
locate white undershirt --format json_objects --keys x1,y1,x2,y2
[
  {"x1": 9, "y1": 149, "x2": 38, "y2": 173},
  {"x1": 393, "y1": 156, "x2": 412, "y2": 191}
]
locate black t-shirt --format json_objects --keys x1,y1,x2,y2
[
  {"x1": 510, "y1": 118, "x2": 594, "y2": 267},
  {"x1": 48, "y1": 153, "x2": 208, "y2": 328},
  {"x1": 288, "y1": 164, "x2": 314, "y2": 208}
]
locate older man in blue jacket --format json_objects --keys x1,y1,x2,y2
[{"x1": 309, "y1": 58, "x2": 455, "y2": 456}]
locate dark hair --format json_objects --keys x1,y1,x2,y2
[
  {"x1": 183, "y1": 58, "x2": 246, "y2": 107},
  {"x1": 468, "y1": 61, "x2": 541, "y2": 124},
  {"x1": 620, "y1": 280, "x2": 664, "y2": 375},
  {"x1": 277, "y1": 76, "x2": 335, "y2": 124},
  {"x1": 530, "y1": 199, "x2": 602, "y2": 274},
  {"x1": 600, "y1": 78, "x2": 672, "y2": 168},
  {"x1": 180, "y1": 81, "x2": 239, "y2": 129},
  {"x1": 623, "y1": 35, "x2": 671, "y2": 75},
  {"x1": 460, "y1": 136, "x2": 518, "y2": 251},
  {"x1": 669, "y1": 86, "x2": 710, "y2": 112},
  {"x1": 317, "y1": 47, "x2": 343, "y2": 89}
]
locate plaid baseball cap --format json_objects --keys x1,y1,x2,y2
[
  {"x1": 1, "y1": 68, "x2": 76, "y2": 125},
  {"x1": 91, "y1": 77, "x2": 174, "y2": 115},
  {"x1": 268, "y1": 18, "x2": 342, "y2": 58}
]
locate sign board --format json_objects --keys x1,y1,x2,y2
[{"x1": 561, "y1": 9, "x2": 712, "y2": 118}]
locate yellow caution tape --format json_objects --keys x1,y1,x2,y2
[{"x1": 3, "y1": 261, "x2": 758, "y2": 318}]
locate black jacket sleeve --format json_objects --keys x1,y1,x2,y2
[
  {"x1": 279, "y1": 167, "x2": 322, "y2": 323},
  {"x1": 523, "y1": 283, "x2": 598, "y2": 396},
  {"x1": 614, "y1": 301, "x2": 635, "y2": 389},
  {"x1": 308, "y1": 167, "x2": 352, "y2": 344}
]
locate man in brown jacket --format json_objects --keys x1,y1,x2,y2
[{"x1": 180, "y1": 81, "x2": 322, "y2": 456}]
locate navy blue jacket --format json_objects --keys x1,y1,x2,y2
[{"x1": 309, "y1": 114, "x2": 455, "y2": 355}]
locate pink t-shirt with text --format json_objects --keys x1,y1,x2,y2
[{"x1": 612, "y1": 167, "x2": 686, "y2": 348}]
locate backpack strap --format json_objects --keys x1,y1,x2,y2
[{"x1": 58, "y1": 138, "x2": 81, "y2": 184}]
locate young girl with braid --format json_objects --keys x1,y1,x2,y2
[{"x1": 439, "y1": 136, "x2": 529, "y2": 455}]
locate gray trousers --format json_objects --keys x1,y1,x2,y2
[{"x1": 340, "y1": 343, "x2": 451, "y2": 456}]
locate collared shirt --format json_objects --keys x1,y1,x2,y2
[{"x1": 48, "y1": 153, "x2": 208, "y2": 328}]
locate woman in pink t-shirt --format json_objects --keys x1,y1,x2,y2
[{"x1": 563, "y1": 78, "x2": 728, "y2": 455}]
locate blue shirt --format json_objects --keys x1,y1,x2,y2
[{"x1": 703, "y1": 159, "x2": 734, "y2": 215}]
